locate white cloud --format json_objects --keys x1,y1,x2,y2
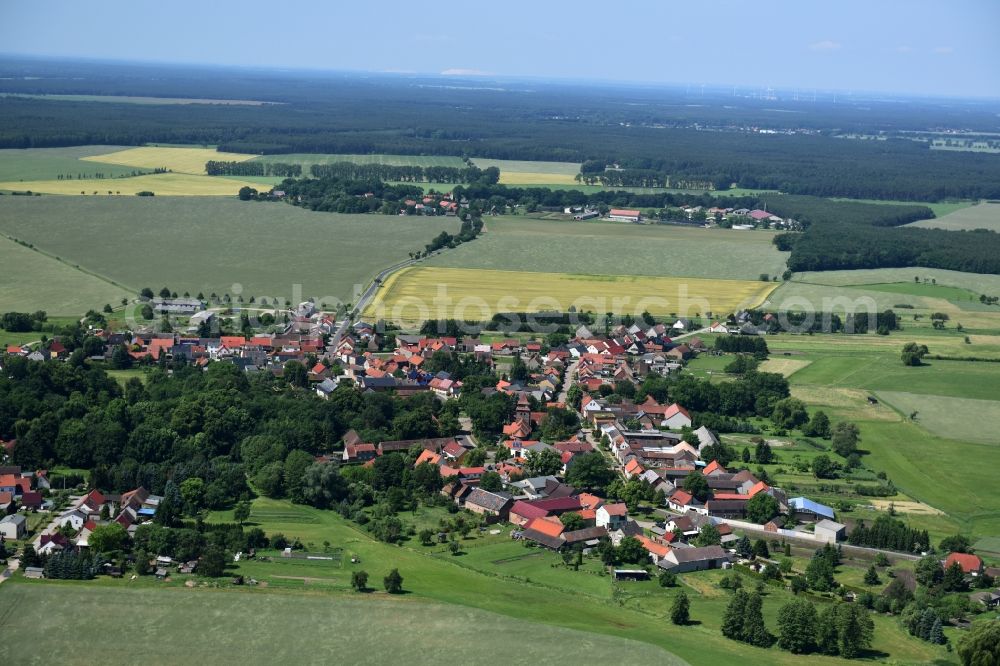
[
  {"x1": 441, "y1": 68, "x2": 490, "y2": 76},
  {"x1": 809, "y1": 40, "x2": 841, "y2": 51},
  {"x1": 932, "y1": 46, "x2": 954, "y2": 55},
  {"x1": 895, "y1": 45, "x2": 913, "y2": 54}
]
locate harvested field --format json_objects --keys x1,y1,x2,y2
[
  {"x1": 363, "y1": 266, "x2": 778, "y2": 322},
  {"x1": 81, "y1": 146, "x2": 256, "y2": 174}
]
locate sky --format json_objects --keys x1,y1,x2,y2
[{"x1": 2, "y1": 0, "x2": 998, "y2": 98}]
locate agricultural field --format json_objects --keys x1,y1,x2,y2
[
  {"x1": 251, "y1": 153, "x2": 467, "y2": 169},
  {"x1": 905, "y1": 201, "x2": 1000, "y2": 231},
  {"x1": 770, "y1": 268, "x2": 1000, "y2": 331},
  {"x1": 0, "y1": 173, "x2": 263, "y2": 196},
  {"x1": 364, "y1": 266, "x2": 778, "y2": 322},
  {"x1": 0, "y1": 146, "x2": 135, "y2": 181},
  {"x1": 0, "y1": 146, "x2": 267, "y2": 195},
  {"x1": 830, "y1": 198, "x2": 973, "y2": 218},
  {"x1": 80, "y1": 146, "x2": 256, "y2": 174},
  {"x1": 0, "y1": 584, "x2": 675, "y2": 666},
  {"x1": 0, "y1": 233, "x2": 131, "y2": 315},
  {"x1": 875, "y1": 391, "x2": 1000, "y2": 445},
  {"x1": 0, "y1": 196, "x2": 460, "y2": 306},
  {"x1": 426, "y1": 216, "x2": 790, "y2": 280},
  {"x1": 758, "y1": 334, "x2": 1000, "y2": 538},
  {"x1": 470, "y1": 158, "x2": 581, "y2": 185}
]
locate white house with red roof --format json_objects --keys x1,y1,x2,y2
[{"x1": 661, "y1": 403, "x2": 692, "y2": 429}]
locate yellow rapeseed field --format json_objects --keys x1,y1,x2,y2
[
  {"x1": 0, "y1": 173, "x2": 265, "y2": 196},
  {"x1": 81, "y1": 146, "x2": 256, "y2": 174},
  {"x1": 363, "y1": 266, "x2": 778, "y2": 322}
]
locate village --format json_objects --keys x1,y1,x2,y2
[{"x1": 3, "y1": 309, "x2": 997, "y2": 622}]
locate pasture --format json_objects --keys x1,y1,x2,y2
[
  {"x1": 876, "y1": 391, "x2": 1000, "y2": 445},
  {"x1": 426, "y1": 216, "x2": 790, "y2": 280},
  {"x1": 0, "y1": 234, "x2": 130, "y2": 315},
  {"x1": 906, "y1": 201, "x2": 1000, "y2": 231},
  {"x1": 0, "y1": 584, "x2": 675, "y2": 666},
  {"x1": 364, "y1": 266, "x2": 778, "y2": 322},
  {"x1": 762, "y1": 334, "x2": 1000, "y2": 537},
  {"x1": 0, "y1": 173, "x2": 264, "y2": 196},
  {"x1": 0, "y1": 196, "x2": 461, "y2": 304},
  {"x1": 81, "y1": 146, "x2": 256, "y2": 174}
]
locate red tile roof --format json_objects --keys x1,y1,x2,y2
[
  {"x1": 945, "y1": 552, "x2": 983, "y2": 574},
  {"x1": 601, "y1": 502, "x2": 628, "y2": 516},
  {"x1": 525, "y1": 517, "x2": 565, "y2": 538}
]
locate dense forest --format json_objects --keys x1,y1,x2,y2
[
  {"x1": 768, "y1": 196, "x2": 1000, "y2": 274},
  {"x1": 2, "y1": 59, "x2": 999, "y2": 201}
]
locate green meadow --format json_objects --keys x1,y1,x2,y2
[
  {"x1": 0, "y1": 583, "x2": 676, "y2": 666},
  {"x1": 0, "y1": 232, "x2": 131, "y2": 315},
  {"x1": 424, "y1": 215, "x2": 789, "y2": 281},
  {"x1": 0, "y1": 146, "x2": 135, "y2": 181},
  {"x1": 760, "y1": 334, "x2": 1000, "y2": 539},
  {"x1": 906, "y1": 201, "x2": 1000, "y2": 231}
]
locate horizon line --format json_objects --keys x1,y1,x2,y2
[{"x1": 1, "y1": 51, "x2": 998, "y2": 104}]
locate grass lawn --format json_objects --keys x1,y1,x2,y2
[
  {"x1": 0, "y1": 583, "x2": 678, "y2": 666},
  {"x1": 364, "y1": 266, "x2": 777, "y2": 322},
  {"x1": 0, "y1": 195, "x2": 460, "y2": 304},
  {"x1": 0, "y1": 233, "x2": 131, "y2": 315},
  {"x1": 425, "y1": 215, "x2": 789, "y2": 281}
]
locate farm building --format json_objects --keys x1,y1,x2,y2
[
  {"x1": 151, "y1": 297, "x2": 205, "y2": 315},
  {"x1": 657, "y1": 545, "x2": 729, "y2": 573},
  {"x1": 813, "y1": 519, "x2": 846, "y2": 543},
  {"x1": 608, "y1": 209, "x2": 642, "y2": 222},
  {"x1": 463, "y1": 488, "x2": 514, "y2": 522},
  {"x1": 789, "y1": 496, "x2": 835, "y2": 522},
  {"x1": 0, "y1": 513, "x2": 27, "y2": 540},
  {"x1": 944, "y1": 552, "x2": 984, "y2": 575}
]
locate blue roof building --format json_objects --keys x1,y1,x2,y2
[{"x1": 789, "y1": 496, "x2": 835, "y2": 521}]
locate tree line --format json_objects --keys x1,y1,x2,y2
[
  {"x1": 309, "y1": 162, "x2": 499, "y2": 185},
  {"x1": 205, "y1": 160, "x2": 301, "y2": 177}
]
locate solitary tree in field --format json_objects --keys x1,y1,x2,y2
[
  {"x1": 383, "y1": 568, "x2": 403, "y2": 594},
  {"x1": 233, "y1": 501, "x2": 251, "y2": 526},
  {"x1": 901, "y1": 342, "x2": 929, "y2": 366},
  {"x1": 351, "y1": 570, "x2": 369, "y2": 592},
  {"x1": 671, "y1": 591, "x2": 690, "y2": 625}
]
